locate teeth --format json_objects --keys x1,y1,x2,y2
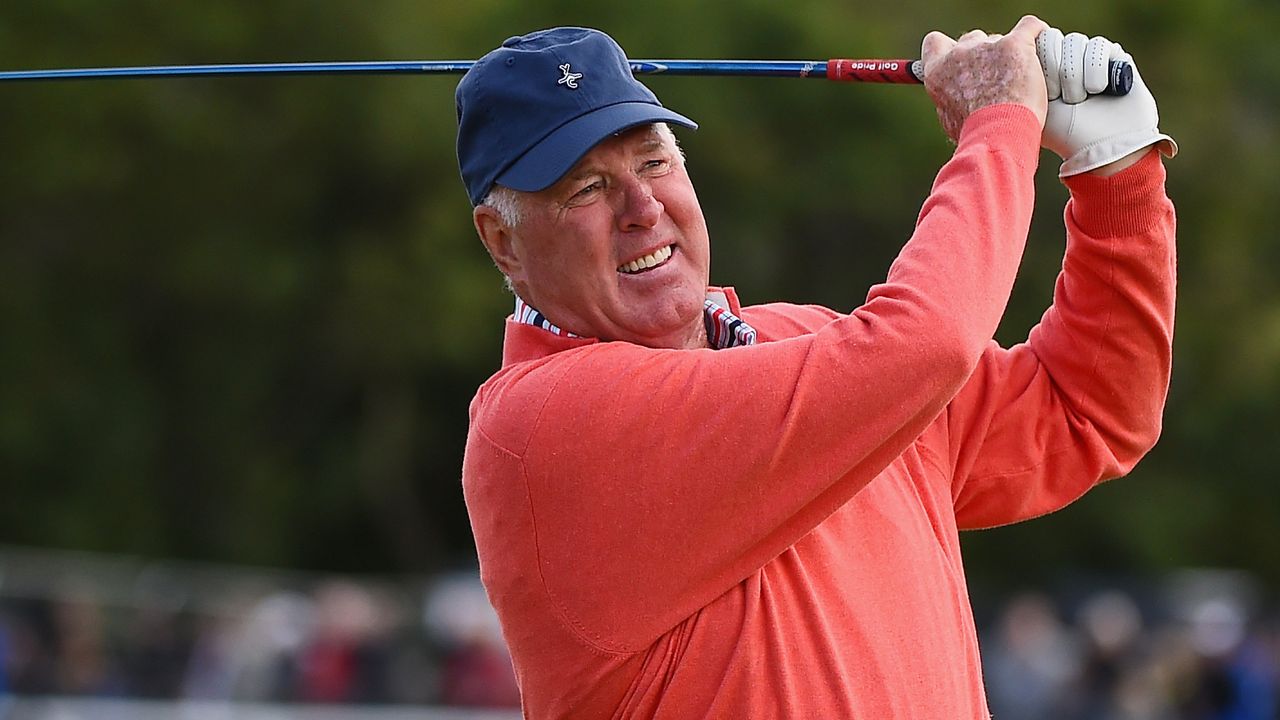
[{"x1": 618, "y1": 245, "x2": 673, "y2": 274}]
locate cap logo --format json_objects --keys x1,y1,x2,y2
[{"x1": 557, "y1": 63, "x2": 583, "y2": 89}]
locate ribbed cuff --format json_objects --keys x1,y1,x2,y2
[
  {"x1": 1063, "y1": 150, "x2": 1168, "y2": 237},
  {"x1": 957, "y1": 104, "x2": 1043, "y2": 172}
]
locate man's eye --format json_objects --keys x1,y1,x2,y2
[
  {"x1": 573, "y1": 181, "x2": 603, "y2": 199},
  {"x1": 642, "y1": 158, "x2": 669, "y2": 172}
]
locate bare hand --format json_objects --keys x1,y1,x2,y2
[{"x1": 921, "y1": 15, "x2": 1050, "y2": 142}]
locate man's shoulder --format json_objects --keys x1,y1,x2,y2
[
  {"x1": 471, "y1": 349, "x2": 585, "y2": 443},
  {"x1": 471, "y1": 339, "x2": 645, "y2": 453}
]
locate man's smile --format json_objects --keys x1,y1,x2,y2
[{"x1": 617, "y1": 244, "x2": 675, "y2": 274}]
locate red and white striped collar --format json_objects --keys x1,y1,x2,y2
[
  {"x1": 512, "y1": 294, "x2": 756, "y2": 349},
  {"x1": 513, "y1": 296, "x2": 578, "y2": 338}
]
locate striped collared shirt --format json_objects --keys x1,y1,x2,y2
[{"x1": 513, "y1": 295, "x2": 756, "y2": 349}]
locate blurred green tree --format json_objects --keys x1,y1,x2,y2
[{"x1": 0, "y1": 0, "x2": 1276, "y2": 588}]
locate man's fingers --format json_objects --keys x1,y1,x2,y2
[
  {"x1": 1036, "y1": 27, "x2": 1064, "y2": 101},
  {"x1": 920, "y1": 30, "x2": 957, "y2": 70},
  {"x1": 1081, "y1": 35, "x2": 1113, "y2": 95},
  {"x1": 1059, "y1": 32, "x2": 1089, "y2": 104},
  {"x1": 1009, "y1": 14, "x2": 1051, "y2": 44},
  {"x1": 1038, "y1": 27, "x2": 1123, "y2": 103},
  {"x1": 958, "y1": 29, "x2": 988, "y2": 43}
]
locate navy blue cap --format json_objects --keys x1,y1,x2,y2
[{"x1": 456, "y1": 27, "x2": 697, "y2": 206}]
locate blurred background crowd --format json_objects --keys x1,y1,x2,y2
[
  {"x1": 0, "y1": 547, "x2": 519, "y2": 711},
  {"x1": 1, "y1": 547, "x2": 1275, "y2": 718},
  {"x1": 982, "y1": 575, "x2": 1277, "y2": 719}
]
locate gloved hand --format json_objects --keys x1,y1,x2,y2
[{"x1": 1037, "y1": 28, "x2": 1177, "y2": 176}]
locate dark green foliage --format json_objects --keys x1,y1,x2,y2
[{"x1": 1, "y1": 1, "x2": 1276, "y2": 584}]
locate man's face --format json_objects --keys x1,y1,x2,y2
[{"x1": 483, "y1": 125, "x2": 712, "y2": 350}]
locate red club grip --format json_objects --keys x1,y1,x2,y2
[
  {"x1": 827, "y1": 58, "x2": 1132, "y2": 95},
  {"x1": 828, "y1": 59, "x2": 923, "y2": 84}
]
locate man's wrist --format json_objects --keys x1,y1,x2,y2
[
  {"x1": 1087, "y1": 147, "x2": 1154, "y2": 177},
  {"x1": 1064, "y1": 149, "x2": 1168, "y2": 238},
  {"x1": 957, "y1": 104, "x2": 1043, "y2": 167}
]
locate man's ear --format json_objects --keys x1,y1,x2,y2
[{"x1": 473, "y1": 205, "x2": 523, "y2": 281}]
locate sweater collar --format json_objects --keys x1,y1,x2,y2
[{"x1": 502, "y1": 288, "x2": 754, "y2": 365}]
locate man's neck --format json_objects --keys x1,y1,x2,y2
[{"x1": 511, "y1": 294, "x2": 755, "y2": 350}]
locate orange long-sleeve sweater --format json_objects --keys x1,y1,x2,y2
[{"x1": 462, "y1": 105, "x2": 1176, "y2": 719}]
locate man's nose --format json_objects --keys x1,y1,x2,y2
[{"x1": 615, "y1": 177, "x2": 663, "y2": 231}]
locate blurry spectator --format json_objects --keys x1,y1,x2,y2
[
  {"x1": 1178, "y1": 599, "x2": 1277, "y2": 720},
  {"x1": 120, "y1": 607, "x2": 190, "y2": 697},
  {"x1": 426, "y1": 572, "x2": 519, "y2": 707},
  {"x1": 383, "y1": 633, "x2": 442, "y2": 705},
  {"x1": 1261, "y1": 616, "x2": 1280, "y2": 718},
  {"x1": 0, "y1": 611, "x2": 11, "y2": 696},
  {"x1": 983, "y1": 591, "x2": 1080, "y2": 720},
  {"x1": 181, "y1": 613, "x2": 238, "y2": 700},
  {"x1": 290, "y1": 580, "x2": 392, "y2": 703},
  {"x1": 1, "y1": 601, "x2": 55, "y2": 694},
  {"x1": 440, "y1": 633, "x2": 521, "y2": 708},
  {"x1": 227, "y1": 590, "x2": 314, "y2": 701},
  {"x1": 50, "y1": 591, "x2": 121, "y2": 695},
  {"x1": 1067, "y1": 589, "x2": 1172, "y2": 720}
]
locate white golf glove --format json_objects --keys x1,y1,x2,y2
[{"x1": 1038, "y1": 28, "x2": 1177, "y2": 176}]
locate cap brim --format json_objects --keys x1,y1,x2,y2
[{"x1": 495, "y1": 102, "x2": 697, "y2": 194}]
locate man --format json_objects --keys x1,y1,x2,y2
[{"x1": 456, "y1": 15, "x2": 1176, "y2": 718}]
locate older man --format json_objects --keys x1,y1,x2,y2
[{"x1": 457, "y1": 16, "x2": 1176, "y2": 719}]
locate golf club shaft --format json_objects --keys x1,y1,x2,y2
[
  {"x1": 0, "y1": 58, "x2": 909, "y2": 81},
  {"x1": 0, "y1": 58, "x2": 1134, "y2": 95}
]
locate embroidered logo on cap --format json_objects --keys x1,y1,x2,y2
[{"x1": 557, "y1": 63, "x2": 583, "y2": 89}]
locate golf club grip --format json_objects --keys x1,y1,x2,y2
[{"x1": 828, "y1": 58, "x2": 1134, "y2": 96}]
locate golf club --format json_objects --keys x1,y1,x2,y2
[{"x1": 0, "y1": 58, "x2": 1134, "y2": 95}]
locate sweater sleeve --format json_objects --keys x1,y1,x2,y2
[
  {"x1": 936, "y1": 150, "x2": 1176, "y2": 529},
  {"x1": 473, "y1": 106, "x2": 1041, "y2": 652}
]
